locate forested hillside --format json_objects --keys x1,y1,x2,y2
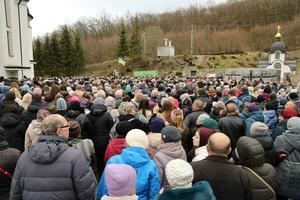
[{"x1": 34, "y1": 0, "x2": 300, "y2": 69}]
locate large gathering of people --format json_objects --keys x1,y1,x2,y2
[{"x1": 0, "y1": 75, "x2": 300, "y2": 200}]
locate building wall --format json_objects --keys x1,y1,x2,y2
[
  {"x1": 157, "y1": 46, "x2": 175, "y2": 57},
  {"x1": 0, "y1": 0, "x2": 33, "y2": 79},
  {"x1": 269, "y1": 52, "x2": 285, "y2": 63}
]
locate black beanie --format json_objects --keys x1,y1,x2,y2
[{"x1": 116, "y1": 121, "x2": 134, "y2": 138}]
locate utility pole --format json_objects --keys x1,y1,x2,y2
[{"x1": 191, "y1": 24, "x2": 194, "y2": 55}]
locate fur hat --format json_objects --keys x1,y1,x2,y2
[
  {"x1": 126, "y1": 129, "x2": 149, "y2": 148},
  {"x1": 161, "y1": 126, "x2": 182, "y2": 143},
  {"x1": 166, "y1": 159, "x2": 194, "y2": 188},
  {"x1": 250, "y1": 122, "x2": 268, "y2": 137}
]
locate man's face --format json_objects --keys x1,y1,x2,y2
[{"x1": 57, "y1": 117, "x2": 69, "y2": 139}]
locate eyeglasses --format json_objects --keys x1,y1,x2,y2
[{"x1": 60, "y1": 124, "x2": 70, "y2": 129}]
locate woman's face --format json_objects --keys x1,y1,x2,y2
[{"x1": 192, "y1": 131, "x2": 200, "y2": 148}]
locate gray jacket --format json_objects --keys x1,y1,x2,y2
[
  {"x1": 153, "y1": 141, "x2": 187, "y2": 188},
  {"x1": 274, "y1": 117, "x2": 300, "y2": 199},
  {"x1": 9, "y1": 135, "x2": 96, "y2": 200}
]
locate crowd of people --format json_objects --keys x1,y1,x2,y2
[{"x1": 0, "y1": 75, "x2": 300, "y2": 200}]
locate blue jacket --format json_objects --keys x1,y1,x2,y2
[
  {"x1": 263, "y1": 110, "x2": 277, "y2": 135},
  {"x1": 240, "y1": 110, "x2": 264, "y2": 136},
  {"x1": 155, "y1": 181, "x2": 216, "y2": 200},
  {"x1": 97, "y1": 146, "x2": 160, "y2": 200}
]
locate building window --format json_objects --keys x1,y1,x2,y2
[
  {"x1": 7, "y1": 31, "x2": 14, "y2": 57},
  {"x1": 274, "y1": 62, "x2": 281, "y2": 69},
  {"x1": 4, "y1": 0, "x2": 12, "y2": 27},
  {"x1": 275, "y1": 51, "x2": 280, "y2": 60}
]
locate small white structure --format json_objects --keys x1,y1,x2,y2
[
  {"x1": 258, "y1": 26, "x2": 296, "y2": 82},
  {"x1": 157, "y1": 38, "x2": 175, "y2": 57},
  {"x1": 0, "y1": 0, "x2": 34, "y2": 79}
]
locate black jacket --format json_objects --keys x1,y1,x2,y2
[
  {"x1": 21, "y1": 102, "x2": 43, "y2": 130},
  {"x1": 118, "y1": 114, "x2": 150, "y2": 133},
  {"x1": 0, "y1": 141, "x2": 21, "y2": 200},
  {"x1": 191, "y1": 155, "x2": 251, "y2": 200},
  {"x1": 65, "y1": 110, "x2": 88, "y2": 139},
  {"x1": 219, "y1": 115, "x2": 244, "y2": 150},
  {"x1": 86, "y1": 104, "x2": 114, "y2": 154},
  {"x1": 9, "y1": 135, "x2": 96, "y2": 200}
]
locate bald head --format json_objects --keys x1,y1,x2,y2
[
  {"x1": 193, "y1": 100, "x2": 204, "y2": 111},
  {"x1": 42, "y1": 114, "x2": 68, "y2": 136},
  {"x1": 226, "y1": 103, "x2": 238, "y2": 115},
  {"x1": 207, "y1": 132, "x2": 231, "y2": 157}
]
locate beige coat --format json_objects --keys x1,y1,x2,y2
[{"x1": 24, "y1": 120, "x2": 43, "y2": 150}]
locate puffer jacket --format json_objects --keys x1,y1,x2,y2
[
  {"x1": 97, "y1": 146, "x2": 160, "y2": 200},
  {"x1": 0, "y1": 112, "x2": 24, "y2": 152},
  {"x1": 104, "y1": 138, "x2": 127, "y2": 164},
  {"x1": 263, "y1": 110, "x2": 277, "y2": 135},
  {"x1": 153, "y1": 141, "x2": 187, "y2": 188},
  {"x1": 255, "y1": 136, "x2": 275, "y2": 165},
  {"x1": 235, "y1": 136, "x2": 277, "y2": 200},
  {"x1": 240, "y1": 110, "x2": 264, "y2": 136},
  {"x1": 24, "y1": 120, "x2": 43, "y2": 150},
  {"x1": 0, "y1": 140, "x2": 21, "y2": 200},
  {"x1": 155, "y1": 181, "x2": 216, "y2": 200},
  {"x1": 274, "y1": 117, "x2": 300, "y2": 199},
  {"x1": 86, "y1": 104, "x2": 114, "y2": 154},
  {"x1": 271, "y1": 120, "x2": 287, "y2": 141},
  {"x1": 9, "y1": 135, "x2": 96, "y2": 200}
]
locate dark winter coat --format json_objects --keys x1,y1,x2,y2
[
  {"x1": 21, "y1": 102, "x2": 43, "y2": 130},
  {"x1": 191, "y1": 155, "x2": 251, "y2": 200},
  {"x1": 271, "y1": 120, "x2": 287, "y2": 141},
  {"x1": 0, "y1": 141, "x2": 21, "y2": 200},
  {"x1": 235, "y1": 137, "x2": 277, "y2": 199},
  {"x1": 65, "y1": 110, "x2": 88, "y2": 139},
  {"x1": 0, "y1": 112, "x2": 24, "y2": 152},
  {"x1": 9, "y1": 135, "x2": 96, "y2": 200},
  {"x1": 86, "y1": 104, "x2": 114, "y2": 155},
  {"x1": 219, "y1": 115, "x2": 244, "y2": 150},
  {"x1": 118, "y1": 114, "x2": 150, "y2": 133},
  {"x1": 255, "y1": 136, "x2": 276, "y2": 165},
  {"x1": 263, "y1": 110, "x2": 277, "y2": 135},
  {"x1": 240, "y1": 110, "x2": 264, "y2": 136}
]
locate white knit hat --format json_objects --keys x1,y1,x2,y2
[
  {"x1": 126, "y1": 129, "x2": 149, "y2": 149},
  {"x1": 166, "y1": 159, "x2": 194, "y2": 188}
]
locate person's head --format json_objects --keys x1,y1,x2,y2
[
  {"x1": 208, "y1": 87, "x2": 216, "y2": 97},
  {"x1": 196, "y1": 113, "x2": 210, "y2": 126},
  {"x1": 139, "y1": 97, "x2": 150, "y2": 111},
  {"x1": 149, "y1": 117, "x2": 165, "y2": 133},
  {"x1": 202, "y1": 118, "x2": 219, "y2": 130},
  {"x1": 5, "y1": 91, "x2": 16, "y2": 101},
  {"x1": 41, "y1": 114, "x2": 69, "y2": 139},
  {"x1": 22, "y1": 93, "x2": 32, "y2": 109},
  {"x1": 166, "y1": 159, "x2": 194, "y2": 189},
  {"x1": 116, "y1": 121, "x2": 134, "y2": 138},
  {"x1": 114, "y1": 89, "x2": 123, "y2": 99},
  {"x1": 32, "y1": 93, "x2": 42, "y2": 103},
  {"x1": 228, "y1": 89, "x2": 236, "y2": 97},
  {"x1": 161, "y1": 126, "x2": 182, "y2": 143},
  {"x1": 56, "y1": 98, "x2": 67, "y2": 111},
  {"x1": 105, "y1": 96, "x2": 116, "y2": 109},
  {"x1": 37, "y1": 109, "x2": 50, "y2": 122},
  {"x1": 161, "y1": 100, "x2": 174, "y2": 112},
  {"x1": 105, "y1": 164, "x2": 137, "y2": 197},
  {"x1": 151, "y1": 89, "x2": 158, "y2": 98},
  {"x1": 287, "y1": 117, "x2": 300, "y2": 134},
  {"x1": 206, "y1": 132, "x2": 231, "y2": 157},
  {"x1": 285, "y1": 101, "x2": 297, "y2": 111},
  {"x1": 250, "y1": 122, "x2": 268, "y2": 137},
  {"x1": 68, "y1": 120, "x2": 81, "y2": 140},
  {"x1": 125, "y1": 129, "x2": 149, "y2": 148},
  {"x1": 192, "y1": 131, "x2": 200, "y2": 148},
  {"x1": 226, "y1": 103, "x2": 238, "y2": 115},
  {"x1": 282, "y1": 107, "x2": 298, "y2": 120},
  {"x1": 118, "y1": 102, "x2": 133, "y2": 115},
  {"x1": 192, "y1": 100, "x2": 204, "y2": 111},
  {"x1": 134, "y1": 92, "x2": 144, "y2": 102}
]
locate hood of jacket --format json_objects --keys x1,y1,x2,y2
[
  {"x1": 27, "y1": 102, "x2": 42, "y2": 113},
  {"x1": 121, "y1": 146, "x2": 150, "y2": 168},
  {"x1": 263, "y1": 110, "x2": 276, "y2": 120},
  {"x1": 28, "y1": 135, "x2": 69, "y2": 164},
  {"x1": 236, "y1": 136, "x2": 265, "y2": 167},
  {"x1": 249, "y1": 111, "x2": 264, "y2": 122},
  {"x1": 65, "y1": 109, "x2": 82, "y2": 118},
  {"x1": 287, "y1": 117, "x2": 300, "y2": 134},
  {"x1": 255, "y1": 136, "x2": 274, "y2": 150},
  {"x1": 90, "y1": 104, "x2": 107, "y2": 116},
  {"x1": 119, "y1": 114, "x2": 135, "y2": 121},
  {"x1": 156, "y1": 141, "x2": 186, "y2": 159},
  {"x1": 30, "y1": 120, "x2": 43, "y2": 135},
  {"x1": 0, "y1": 112, "x2": 21, "y2": 127}
]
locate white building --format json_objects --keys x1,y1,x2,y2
[
  {"x1": 0, "y1": 0, "x2": 34, "y2": 79},
  {"x1": 157, "y1": 38, "x2": 175, "y2": 57},
  {"x1": 258, "y1": 26, "x2": 296, "y2": 82}
]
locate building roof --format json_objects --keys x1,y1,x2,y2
[{"x1": 270, "y1": 41, "x2": 286, "y2": 54}]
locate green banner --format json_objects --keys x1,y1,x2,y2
[{"x1": 133, "y1": 70, "x2": 158, "y2": 77}]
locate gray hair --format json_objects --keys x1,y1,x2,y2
[
  {"x1": 118, "y1": 102, "x2": 133, "y2": 115},
  {"x1": 41, "y1": 115, "x2": 65, "y2": 135}
]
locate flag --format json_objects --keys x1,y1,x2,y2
[{"x1": 118, "y1": 57, "x2": 126, "y2": 66}]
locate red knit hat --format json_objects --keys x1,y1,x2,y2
[{"x1": 282, "y1": 108, "x2": 298, "y2": 120}]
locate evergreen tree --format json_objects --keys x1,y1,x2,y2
[
  {"x1": 33, "y1": 38, "x2": 43, "y2": 76},
  {"x1": 49, "y1": 33, "x2": 61, "y2": 75},
  {"x1": 41, "y1": 34, "x2": 52, "y2": 75},
  {"x1": 73, "y1": 34, "x2": 85, "y2": 72},
  {"x1": 59, "y1": 25, "x2": 74, "y2": 75},
  {"x1": 117, "y1": 22, "x2": 128, "y2": 58},
  {"x1": 129, "y1": 17, "x2": 142, "y2": 59}
]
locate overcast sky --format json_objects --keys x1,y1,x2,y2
[{"x1": 28, "y1": 0, "x2": 226, "y2": 37}]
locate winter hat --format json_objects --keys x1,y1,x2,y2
[
  {"x1": 68, "y1": 101, "x2": 82, "y2": 111},
  {"x1": 105, "y1": 96, "x2": 116, "y2": 109},
  {"x1": 250, "y1": 122, "x2": 268, "y2": 137},
  {"x1": 126, "y1": 129, "x2": 149, "y2": 148},
  {"x1": 196, "y1": 113, "x2": 210, "y2": 125},
  {"x1": 150, "y1": 117, "x2": 165, "y2": 133},
  {"x1": 166, "y1": 159, "x2": 194, "y2": 188},
  {"x1": 33, "y1": 87, "x2": 42, "y2": 95},
  {"x1": 56, "y1": 98, "x2": 67, "y2": 111},
  {"x1": 279, "y1": 98, "x2": 288, "y2": 106},
  {"x1": 171, "y1": 108, "x2": 184, "y2": 122},
  {"x1": 247, "y1": 103, "x2": 259, "y2": 112},
  {"x1": 256, "y1": 95, "x2": 265, "y2": 103},
  {"x1": 282, "y1": 108, "x2": 298, "y2": 120},
  {"x1": 93, "y1": 97, "x2": 105, "y2": 105},
  {"x1": 202, "y1": 118, "x2": 219, "y2": 130},
  {"x1": 70, "y1": 95, "x2": 81, "y2": 103},
  {"x1": 265, "y1": 102, "x2": 275, "y2": 111},
  {"x1": 37, "y1": 109, "x2": 50, "y2": 122},
  {"x1": 212, "y1": 101, "x2": 225, "y2": 109},
  {"x1": 125, "y1": 85, "x2": 132, "y2": 93},
  {"x1": 287, "y1": 117, "x2": 300, "y2": 134},
  {"x1": 288, "y1": 92, "x2": 299, "y2": 101},
  {"x1": 161, "y1": 126, "x2": 182, "y2": 143},
  {"x1": 68, "y1": 120, "x2": 81, "y2": 139},
  {"x1": 21, "y1": 84, "x2": 31, "y2": 93},
  {"x1": 116, "y1": 121, "x2": 134, "y2": 138},
  {"x1": 105, "y1": 164, "x2": 137, "y2": 197},
  {"x1": 80, "y1": 98, "x2": 89, "y2": 109}
]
